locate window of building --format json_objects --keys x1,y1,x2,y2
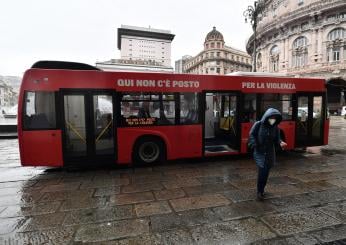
[
  {"x1": 216, "y1": 68, "x2": 220, "y2": 74},
  {"x1": 242, "y1": 94, "x2": 256, "y2": 123},
  {"x1": 211, "y1": 42, "x2": 215, "y2": 48},
  {"x1": 206, "y1": 44, "x2": 209, "y2": 49},
  {"x1": 292, "y1": 36, "x2": 308, "y2": 68},
  {"x1": 217, "y1": 42, "x2": 220, "y2": 48},
  {"x1": 24, "y1": 91, "x2": 56, "y2": 130},
  {"x1": 333, "y1": 47, "x2": 340, "y2": 61},
  {"x1": 180, "y1": 93, "x2": 199, "y2": 124},
  {"x1": 120, "y1": 93, "x2": 175, "y2": 126},
  {"x1": 210, "y1": 52, "x2": 215, "y2": 58},
  {"x1": 270, "y1": 45, "x2": 280, "y2": 72},
  {"x1": 216, "y1": 52, "x2": 220, "y2": 57},
  {"x1": 216, "y1": 61, "x2": 220, "y2": 65},
  {"x1": 328, "y1": 28, "x2": 345, "y2": 41},
  {"x1": 260, "y1": 94, "x2": 292, "y2": 120}
]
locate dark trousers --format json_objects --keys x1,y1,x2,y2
[{"x1": 257, "y1": 164, "x2": 271, "y2": 194}]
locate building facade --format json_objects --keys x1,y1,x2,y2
[
  {"x1": 96, "y1": 25, "x2": 175, "y2": 73},
  {"x1": 182, "y1": 27, "x2": 252, "y2": 75},
  {"x1": 246, "y1": 0, "x2": 346, "y2": 110},
  {"x1": 0, "y1": 80, "x2": 17, "y2": 108},
  {"x1": 175, "y1": 55, "x2": 192, "y2": 73}
]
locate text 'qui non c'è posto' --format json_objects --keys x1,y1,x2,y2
[{"x1": 117, "y1": 79, "x2": 200, "y2": 88}]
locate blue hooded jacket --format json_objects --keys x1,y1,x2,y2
[{"x1": 248, "y1": 108, "x2": 283, "y2": 168}]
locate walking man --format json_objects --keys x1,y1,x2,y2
[{"x1": 248, "y1": 108, "x2": 287, "y2": 201}]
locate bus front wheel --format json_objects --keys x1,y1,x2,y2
[{"x1": 133, "y1": 137, "x2": 165, "y2": 165}]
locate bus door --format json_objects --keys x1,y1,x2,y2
[
  {"x1": 204, "y1": 92, "x2": 240, "y2": 155},
  {"x1": 61, "y1": 90, "x2": 116, "y2": 165},
  {"x1": 295, "y1": 93, "x2": 325, "y2": 147}
]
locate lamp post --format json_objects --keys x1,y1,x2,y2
[{"x1": 244, "y1": 1, "x2": 264, "y2": 72}]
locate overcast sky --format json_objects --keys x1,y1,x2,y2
[{"x1": 0, "y1": 0, "x2": 255, "y2": 77}]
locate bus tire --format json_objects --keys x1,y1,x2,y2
[{"x1": 133, "y1": 136, "x2": 165, "y2": 165}]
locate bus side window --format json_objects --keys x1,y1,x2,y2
[
  {"x1": 180, "y1": 93, "x2": 199, "y2": 124},
  {"x1": 23, "y1": 91, "x2": 56, "y2": 130},
  {"x1": 242, "y1": 94, "x2": 256, "y2": 123}
]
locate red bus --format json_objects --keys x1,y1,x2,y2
[{"x1": 18, "y1": 61, "x2": 329, "y2": 167}]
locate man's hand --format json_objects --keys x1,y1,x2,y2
[{"x1": 280, "y1": 141, "x2": 288, "y2": 149}]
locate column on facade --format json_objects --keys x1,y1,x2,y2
[
  {"x1": 341, "y1": 46, "x2": 345, "y2": 64},
  {"x1": 285, "y1": 36, "x2": 292, "y2": 70},
  {"x1": 318, "y1": 28, "x2": 325, "y2": 63},
  {"x1": 284, "y1": 37, "x2": 289, "y2": 71}
]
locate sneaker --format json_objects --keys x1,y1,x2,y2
[{"x1": 256, "y1": 192, "x2": 264, "y2": 201}]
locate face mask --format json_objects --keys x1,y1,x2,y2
[{"x1": 268, "y1": 118, "x2": 276, "y2": 125}]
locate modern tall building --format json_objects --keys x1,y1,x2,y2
[
  {"x1": 182, "y1": 27, "x2": 252, "y2": 75},
  {"x1": 96, "y1": 25, "x2": 175, "y2": 73},
  {"x1": 246, "y1": 0, "x2": 346, "y2": 111}
]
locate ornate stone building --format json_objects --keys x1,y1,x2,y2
[
  {"x1": 182, "y1": 27, "x2": 252, "y2": 75},
  {"x1": 246, "y1": 0, "x2": 346, "y2": 111}
]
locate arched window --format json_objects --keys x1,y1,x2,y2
[
  {"x1": 270, "y1": 45, "x2": 279, "y2": 72},
  {"x1": 328, "y1": 28, "x2": 345, "y2": 41},
  {"x1": 327, "y1": 28, "x2": 346, "y2": 62},
  {"x1": 292, "y1": 36, "x2": 308, "y2": 68}
]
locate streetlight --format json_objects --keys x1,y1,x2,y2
[{"x1": 244, "y1": 1, "x2": 264, "y2": 72}]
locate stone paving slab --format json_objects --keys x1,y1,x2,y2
[
  {"x1": 182, "y1": 183, "x2": 237, "y2": 197},
  {"x1": 153, "y1": 188, "x2": 186, "y2": 201},
  {"x1": 39, "y1": 189, "x2": 95, "y2": 202},
  {"x1": 222, "y1": 188, "x2": 257, "y2": 202},
  {"x1": 74, "y1": 218, "x2": 149, "y2": 243},
  {"x1": 59, "y1": 197, "x2": 107, "y2": 211},
  {"x1": 162, "y1": 178, "x2": 202, "y2": 189},
  {"x1": 262, "y1": 208, "x2": 341, "y2": 236},
  {"x1": 213, "y1": 201, "x2": 277, "y2": 221},
  {"x1": 20, "y1": 212, "x2": 66, "y2": 232},
  {"x1": 0, "y1": 201, "x2": 61, "y2": 218},
  {"x1": 169, "y1": 194, "x2": 231, "y2": 212},
  {"x1": 0, "y1": 227, "x2": 75, "y2": 245},
  {"x1": 190, "y1": 217, "x2": 276, "y2": 244},
  {"x1": 327, "y1": 179, "x2": 346, "y2": 188},
  {"x1": 94, "y1": 186, "x2": 121, "y2": 196},
  {"x1": 135, "y1": 201, "x2": 172, "y2": 217},
  {"x1": 110, "y1": 192, "x2": 155, "y2": 206},
  {"x1": 307, "y1": 224, "x2": 346, "y2": 243},
  {"x1": 149, "y1": 208, "x2": 219, "y2": 233},
  {"x1": 318, "y1": 201, "x2": 346, "y2": 223},
  {"x1": 151, "y1": 229, "x2": 195, "y2": 245},
  {"x1": 63, "y1": 205, "x2": 134, "y2": 226},
  {"x1": 121, "y1": 182, "x2": 164, "y2": 193}
]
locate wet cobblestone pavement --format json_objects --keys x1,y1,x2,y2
[{"x1": 0, "y1": 117, "x2": 346, "y2": 244}]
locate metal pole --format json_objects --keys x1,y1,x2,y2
[{"x1": 253, "y1": 20, "x2": 257, "y2": 72}]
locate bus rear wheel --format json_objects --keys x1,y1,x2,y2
[{"x1": 133, "y1": 137, "x2": 165, "y2": 165}]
